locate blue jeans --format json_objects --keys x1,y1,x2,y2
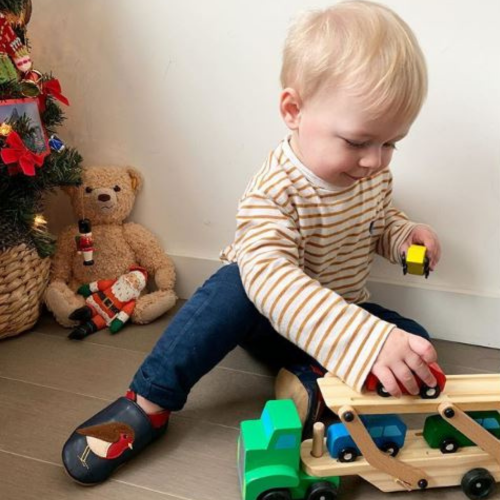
[{"x1": 130, "y1": 263, "x2": 429, "y2": 411}]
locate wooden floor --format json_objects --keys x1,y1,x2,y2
[{"x1": 0, "y1": 303, "x2": 499, "y2": 500}]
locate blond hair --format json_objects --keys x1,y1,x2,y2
[{"x1": 280, "y1": 0, "x2": 427, "y2": 122}]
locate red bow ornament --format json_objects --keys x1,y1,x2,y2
[
  {"x1": 1, "y1": 131, "x2": 48, "y2": 176},
  {"x1": 39, "y1": 78, "x2": 70, "y2": 111}
]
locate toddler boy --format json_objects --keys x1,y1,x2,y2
[{"x1": 63, "y1": 0, "x2": 441, "y2": 484}]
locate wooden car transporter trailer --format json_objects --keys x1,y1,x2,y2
[{"x1": 300, "y1": 374, "x2": 500, "y2": 493}]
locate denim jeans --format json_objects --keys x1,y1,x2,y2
[{"x1": 130, "y1": 263, "x2": 429, "y2": 411}]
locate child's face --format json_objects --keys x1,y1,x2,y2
[{"x1": 282, "y1": 87, "x2": 411, "y2": 187}]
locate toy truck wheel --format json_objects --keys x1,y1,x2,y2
[
  {"x1": 339, "y1": 447, "x2": 358, "y2": 462},
  {"x1": 376, "y1": 383, "x2": 391, "y2": 398},
  {"x1": 380, "y1": 441, "x2": 400, "y2": 457},
  {"x1": 424, "y1": 257, "x2": 430, "y2": 279},
  {"x1": 257, "y1": 489, "x2": 292, "y2": 500},
  {"x1": 439, "y1": 437, "x2": 459, "y2": 454},
  {"x1": 461, "y1": 468, "x2": 496, "y2": 500},
  {"x1": 306, "y1": 481, "x2": 338, "y2": 500},
  {"x1": 420, "y1": 384, "x2": 441, "y2": 399}
]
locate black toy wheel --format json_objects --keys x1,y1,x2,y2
[
  {"x1": 258, "y1": 489, "x2": 292, "y2": 500},
  {"x1": 461, "y1": 468, "x2": 496, "y2": 500},
  {"x1": 424, "y1": 257, "x2": 431, "y2": 279},
  {"x1": 339, "y1": 447, "x2": 358, "y2": 463},
  {"x1": 401, "y1": 253, "x2": 408, "y2": 275},
  {"x1": 380, "y1": 441, "x2": 400, "y2": 457},
  {"x1": 306, "y1": 481, "x2": 338, "y2": 500},
  {"x1": 439, "y1": 437, "x2": 459, "y2": 454},
  {"x1": 376, "y1": 383, "x2": 391, "y2": 398},
  {"x1": 420, "y1": 383, "x2": 441, "y2": 399}
]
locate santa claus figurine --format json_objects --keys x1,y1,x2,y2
[{"x1": 68, "y1": 266, "x2": 148, "y2": 340}]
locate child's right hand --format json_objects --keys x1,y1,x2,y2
[{"x1": 370, "y1": 328, "x2": 438, "y2": 397}]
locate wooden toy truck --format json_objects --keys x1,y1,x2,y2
[{"x1": 238, "y1": 373, "x2": 500, "y2": 500}]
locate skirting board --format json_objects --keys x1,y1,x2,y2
[{"x1": 170, "y1": 255, "x2": 500, "y2": 350}]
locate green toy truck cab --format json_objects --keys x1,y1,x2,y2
[
  {"x1": 238, "y1": 399, "x2": 339, "y2": 500},
  {"x1": 424, "y1": 411, "x2": 500, "y2": 453}
]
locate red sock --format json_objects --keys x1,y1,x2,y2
[{"x1": 126, "y1": 390, "x2": 171, "y2": 428}]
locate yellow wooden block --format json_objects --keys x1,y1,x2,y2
[{"x1": 406, "y1": 245, "x2": 427, "y2": 276}]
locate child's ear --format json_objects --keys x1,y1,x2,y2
[{"x1": 280, "y1": 88, "x2": 302, "y2": 130}]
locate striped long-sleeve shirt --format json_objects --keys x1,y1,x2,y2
[{"x1": 220, "y1": 137, "x2": 418, "y2": 391}]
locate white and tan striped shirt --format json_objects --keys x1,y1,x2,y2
[{"x1": 221, "y1": 138, "x2": 418, "y2": 391}]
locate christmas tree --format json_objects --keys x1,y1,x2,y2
[{"x1": 0, "y1": 0, "x2": 82, "y2": 258}]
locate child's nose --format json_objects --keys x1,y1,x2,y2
[{"x1": 359, "y1": 147, "x2": 383, "y2": 170}]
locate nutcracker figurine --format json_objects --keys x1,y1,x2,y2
[
  {"x1": 75, "y1": 218, "x2": 94, "y2": 266},
  {"x1": 68, "y1": 266, "x2": 149, "y2": 340}
]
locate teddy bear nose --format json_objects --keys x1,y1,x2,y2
[{"x1": 98, "y1": 194, "x2": 111, "y2": 202}]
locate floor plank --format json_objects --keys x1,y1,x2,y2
[
  {"x1": 0, "y1": 451, "x2": 180, "y2": 500},
  {"x1": 1, "y1": 311, "x2": 499, "y2": 500}
]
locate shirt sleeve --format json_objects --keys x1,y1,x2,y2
[
  {"x1": 375, "y1": 174, "x2": 419, "y2": 264},
  {"x1": 234, "y1": 190, "x2": 395, "y2": 392}
]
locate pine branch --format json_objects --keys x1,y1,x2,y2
[{"x1": 0, "y1": 0, "x2": 25, "y2": 15}]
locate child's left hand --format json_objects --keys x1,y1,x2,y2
[{"x1": 400, "y1": 225, "x2": 441, "y2": 271}]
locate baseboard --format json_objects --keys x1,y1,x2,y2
[
  {"x1": 367, "y1": 281, "x2": 500, "y2": 349},
  {"x1": 170, "y1": 255, "x2": 500, "y2": 350},
  {"x1": 171, "y1": 255, "x2": 222, "y2": 300}
]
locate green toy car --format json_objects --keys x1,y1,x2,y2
[{"x1": 423, "y1": 411, "x2": 500, "y2": 453}]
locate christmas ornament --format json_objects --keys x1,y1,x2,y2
[
  {"x1": 0, "y1": 11, "x2": 31, "y2": 83},
  {"x1": 0, "y1": 129, "x2": 47, "y2": 175},
  {"x1": 75, "y1": 218, "x2": 94, "y2": 266},
  {"x1": 20, "y1": 68, "x2": 42, "y2": 97},
  {"x1": 68, "y1": 266, "x2": 149, "y2": 340},
  {"x1": 48, "y1": 134, "x2": 65, "y2": 153}
]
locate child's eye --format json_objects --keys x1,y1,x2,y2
[
  {"x1": 344, "y1": 139, "x2": 369, "y2": 149},
  {"x1": 383, "y1": 142, "x2": 397, "y2": 150}
]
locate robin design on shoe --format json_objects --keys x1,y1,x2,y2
[{"x1": 76, "y1": 422, "x2": 135, "y2": 469}]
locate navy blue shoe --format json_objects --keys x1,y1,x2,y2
[
  {"x1": 274, "y1": 364, "x2": 326, "y2": 438},
  {"x1": 62, "y1": 396, "x2": 168, "y2": 485}
]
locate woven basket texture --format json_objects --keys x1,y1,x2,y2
[{"x1": 0, "y1": 243, "x2": 50, "y2": 339}]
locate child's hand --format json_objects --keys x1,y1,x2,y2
[
  {"x1": 370, "y1": 328, "x2": 438, "y2": 397},
  {"x1": 400, "y1": 225, "x2": 441, "y2": 270}
]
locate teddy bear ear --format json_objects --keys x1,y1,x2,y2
[{"x1": 126, "y1": 166, "x2": 144, "y2": 193}]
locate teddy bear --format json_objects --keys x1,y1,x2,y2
[{"x1": 44, "y1": 165, "x2": 177, "y2": 327}]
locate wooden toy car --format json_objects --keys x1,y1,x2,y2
[
  {"x1": 327, "y1": 414, "x2": 407, "y2": 462},
  {"x1": 402, "y1": 244, "x2": 430, "y2": 278},
  {"x1": 423, "y1": 410, "x2": 500, "y2": 453},
  {"x1": 365, "y1": 362, "x2": 447, "y2": 398}
]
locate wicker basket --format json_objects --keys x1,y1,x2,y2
[{"x1": 0, "y1": 243, "x2": 51, "y2": 340}]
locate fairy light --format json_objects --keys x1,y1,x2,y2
[
  {"x1": 33, "y1": 215, "x2": 47, "y2": 228},
  {"x1": 0, "y1": 122, "x2": 12, "y2": 136}
]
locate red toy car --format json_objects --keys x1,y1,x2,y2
[{"x1": 365, "y1": 362, "x2": 446, "y2": 399}]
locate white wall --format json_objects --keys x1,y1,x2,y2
[{"x1": 31, "y1": 1, "x2": 500, "y2": 346}]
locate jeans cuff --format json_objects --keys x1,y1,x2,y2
[{"x1": 130, "y1": 368, "x2": 187, "y2": 412}]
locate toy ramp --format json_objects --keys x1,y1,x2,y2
[{"x1": 318, "y1": 374, "x2": 500, "y2": 414}]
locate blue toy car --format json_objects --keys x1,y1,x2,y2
[{"x1": 327, "y1": 414, "x2": 407, "y2": 462}]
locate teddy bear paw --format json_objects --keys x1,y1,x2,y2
[
  {"x1": 131, "y1": 290, "x2": 177, "y2": 324},
  {"x1": 44, "y1": 282, "x2": 86, "y2": 327}
]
